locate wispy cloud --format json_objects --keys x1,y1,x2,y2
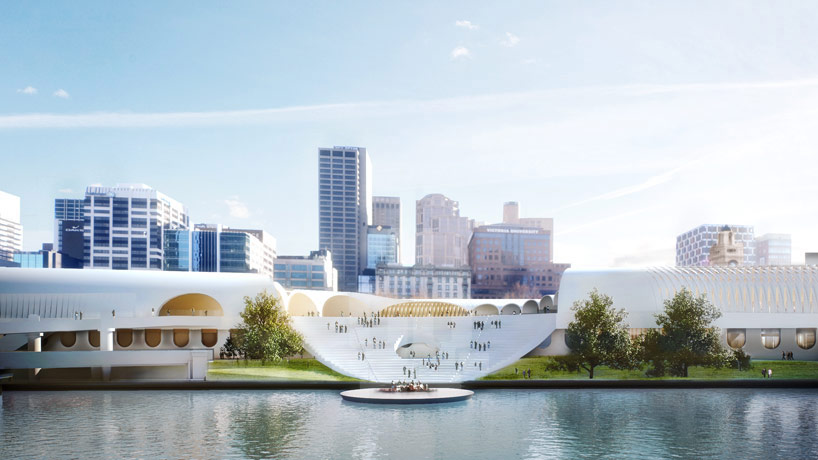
[
  {"x1": 455, "y1": 20, "x2": 478, "y2": 30},
  {"x1": 17, "y1": 86, "x2": 37, "y2": 95},
  {"x1": 558, "y1": 158, "x2": 702, "y2": 210},
  {"x1": 53, "y1": 89, "x2": 70, "y2": 99},
  {"x1": 224, "y1": 198, "x2": 250, "y2": 218},
  {"x1": 451, "y1": 46, "x2": 471, "y2": 60},
  {"x1": 2, "y1": 78, "x2": 818, "y2": 130},
  {"x1": 501, "y1": 32, "x2": 520, "y2": 47}
]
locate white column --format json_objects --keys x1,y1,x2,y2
[
  {"x1": 27, "y1": 332, "x2": 43, "y2": 378},
  {"x1": 101, "y1": 328, "x2": 115, "y2": 381}
]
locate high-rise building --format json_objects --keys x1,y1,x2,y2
[
  {"x1": 13, "y1": 243, "x2": 71, "y2": 268},
  {"x1": 163, "y1": 224, "x2": 276, "y2": 276},
  {"x1": 373, "y1": 196, "x2": 401, "y2": 261},
  {"x1": 54, "y1": 198, "x2": 84, "y2": 253},
  {"x1": 468, "y1": 223, "x2": 568, "y2": 298},
  {"x1": 415, "y1": 194, "x2": 473, "y2": 267},
  {"x1": 318, "y1": 146, "x2": 372, "y2": 292},
  {"x1": 83, "y1": 184, "x2": 189, "y2": 270},
  {"x1": 756, "y1": 233, "x2": 792, "y2": 266},
  {"x1": 676, "y1": 224, "x2": 756, "y2": 266},
  {"x1": 374, "y1": 264, "x2": 471, "y2": 299},
  {"x1": 0, "y1": 190, "x2": 23, "y2": 263},
  {"x1": 274, "y1": 249, "x2": 338, "y2": 291},
  {"x1": 366, "y1": 225, "x2": 398, "y2": 269}
]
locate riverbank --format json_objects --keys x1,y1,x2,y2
[
  {"x1": 483, "y1": 357, "x2": 818, "y2": 380},
  {"x1": 3, "y1": 378, "x2": 818, "y2": 392},
  {"x1": 207, "y1": 358, "x2": 359, "y2": 382}
]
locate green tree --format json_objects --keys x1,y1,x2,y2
[
  {"x1": 565, "y1": 289, "x2": 634, "y2": 379},
  {"x1": 234, "y1": 291, "x2": 304, "y2": 364},
  {"x1": 644, "y1": 288, "x2": 727, "y2": 377}
]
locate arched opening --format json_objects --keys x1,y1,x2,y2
[
  {"x1": 145, "y1": 329, "x2": 161, "y2": 348},
  {"x1": 88, "y1": 330, "x2": 100, "y2": 348},
  {"x1": 287, "y1": 292, "x2": 319, "y2": 317},
  {"x1": 396, "y1": 342, "x2": 439, "y2": 359},
  {"x1": 60, "y1": 331, "x2": 76, "y2": 347},
  {"x1": 322, "y1": 295, "x2": 368, "y2": 317},
  {"x1": 501, "y1": 303, "x2": 521, "y2": 315},
  {"x1": 201, "y1": 329, "x2": 218, "y2": 347},
  {"x1": 540, "y1": 295, "x2": 555, "y2": 313},
  {"x1": 796, "y1": 328, "x2": 816, "y2": 350},
  {"x1": 173, "y1": 329, "x2": 190, "y2": 347},
  {"x1": 761, "y1": 329, "x2": 780, "y2": 349},
  {"x1": 159, "y1": 293, "x2": 224, "y2": 317},
  {"x1": 522, "y1": 300, "x2": 539, "y2": 314},
  {"x1": 116, "y1": 329, "x2": 133, "y2": 348},
  {"x1": 473, "y1": 304, "x2": 500, "y2": 316},
  {"x1": 726, "y1": 329, "x2": 746, "y2": 349}
]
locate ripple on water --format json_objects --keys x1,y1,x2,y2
[{"x1": 2, "y1": 388, "x2": 818, "y2": 459}]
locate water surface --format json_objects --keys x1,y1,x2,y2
[{"x1": 2, "y1": 389, "x2": 817, "y2": 459}]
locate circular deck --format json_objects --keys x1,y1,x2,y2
[{"x1": 340, "y1": 388, "x2": 474, "y2": 405}]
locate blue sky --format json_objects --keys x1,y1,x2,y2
[{"x1": 2, "y1": 1, "x2": 818, "y2": 266}]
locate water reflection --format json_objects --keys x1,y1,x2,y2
[{"x1": 1, "y1": 389, "x2": 817, "y2": 459}]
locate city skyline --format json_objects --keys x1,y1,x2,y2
[{"x1": 2, "y1": 2, "x2": 817, "y2": 266}]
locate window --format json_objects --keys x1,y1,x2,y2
[
  {"x1": 796, "y1": 328, "x2": 816, "y2": 350},
  {"x1": 761, "y1": 329, "x2": 780, "y2": 349},
  {"x1": 726, "y1": 329, "x2": 745, "y2": 349}
]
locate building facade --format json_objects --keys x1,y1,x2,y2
[
  {"x1": 676, "y1": 224, "x2": 756, "y2": 266},
  {"x1": 13, "y1": 244, "x2": 71, "y2": 268},
  {"x1": 415, "y1": 194, "x2": 473, "y2": 267},
  {"x1": 366, "y1": 225, "x2": 398, "y2": 270},
  {"x1": 318, "y1": 146, "x2": 372, "y2": 292},
  {"x1": 79, "y1": 184, "x2": 189, "y2": 270},
  {"x1": 54, "y1": 198, "x2": 84, "y2": 254},
  {"x1": 0, "y1": 190, "x2": 23, "y2": 263},
  {"x1": 374, "y1": 264, "x2": 471, "y2": 299},
  {"x1": 756, "y1": 233, "x2": 792, "y2": 266},
  {"x1": 373, "y1": 196, "x2": 401, "y2": 261},
  {"x1": 708, "y1": 226, "x2": 745, "y2": 267},
  {"x1": 274, "y1": 249, "x2": 337, "y2": 291},
  {"x1": 468, "y1": 223, "x2": 568, "y2": 298},
  {"x1": 163, "y1": 224, "x2": 276, "y2": 276}
]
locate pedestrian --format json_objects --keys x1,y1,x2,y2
[
  {"x1": 515, "y1": 367, "x2": 518, "y2": 375},
  {"x1": 768, "y1": 368, "x2": 773, "y2": 378},
  {"x1": 761, "y1": 368, "x2": 767, "y2": 378}
]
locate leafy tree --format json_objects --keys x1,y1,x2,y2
[
  {"x1": 643, "y1": 288, "x2": 727, "y2": 377},
  {"x1": 234, "y1": 291, "x2": 304, "y2": 364},
  {"x1": 565, "y1": 289, "x2": 635, "y2": 379}
]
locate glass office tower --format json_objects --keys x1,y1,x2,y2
[{"x1": 318, "y1": 146, "x2": 371, "y2": 292}]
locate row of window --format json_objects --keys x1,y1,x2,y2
[{"x1": 726, "y1": 328, "x2": 816, "y2": 350}]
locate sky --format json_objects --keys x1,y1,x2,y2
[{"x1": 1, "y1": 1, "x2": 817, "y2": 267}]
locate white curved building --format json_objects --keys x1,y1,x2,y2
[{"x1": 0, "y1": 265, "x2": 816, "y2": 382}]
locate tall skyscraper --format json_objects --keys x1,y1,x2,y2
[
  {"x1": 54, "y1": 198, "x2": 84, "y2": 253},
  {"x1": 756, "y1": 233, "x2": 792, "y2": 266},
  {"x1": 415, "y1": 194, "x2": 473, "y2": 267},
  {"x1": 676, "y1": 224, "x2": 756, "y2": 266},
  {"x1": 83, "y1": 184, "x2": 189, "y2": 270},
  {"x1": 373, "y1": 196, "x2": 401, "y2": 261},
  {"x1": 0, "y1": 190, "x2": 23, "y2": 263},
  {"x1": 318, "y1": 146, "x2": 372, "y2": 291}
]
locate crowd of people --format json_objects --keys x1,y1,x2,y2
[
  {"x1": 515, "y1": 367, "x2": 533, "y2": 379},
  {"x1": 761, "y1": 367, "x2": 773, "y2": 378},
  {"x1": 383, "y1": 381, "x2": 432, "y2": 392},
  {"x1": 782, "y1": 351, "x2": 796, "y2": 360},
  {"x1": 330, "y1": 321, "x2": 348, "y2": 333},
  {"x1": 470, "y1": 341, "x2": 491, "y2": 351}
]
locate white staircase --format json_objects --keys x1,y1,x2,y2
[{"x1": 292, "y1": 314, "x2": 556, "y2": 383}]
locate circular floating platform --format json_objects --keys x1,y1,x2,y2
[{"x1": 340, "y1": 388, "x2": 474, "y2": 405}]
